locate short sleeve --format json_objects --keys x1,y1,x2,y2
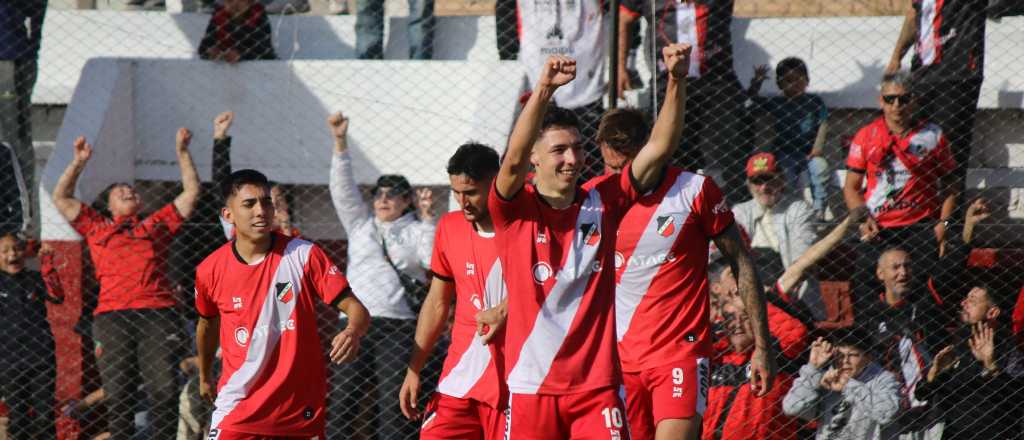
[
  {"x1": 70, "y1": 203, "x2": 105, "y2": 237},
  {"x1": 147, "y1": 203, "x2": 186, "y2": 235},
  {"x1": 846, "y1": 129, "x2": 869, "y2": 172},
  {"x1": 429, "y1": 218, "x2": 454, "y2": 282},
  {"x1": 488, "y1": 179, "x2": 534, "y2": 230},
  {"x1": 619, "y1": 1, "x2": 642, "y2": 17},
  {"x1": 934, "y1": 133, "x2": 956, "y2": 174},
  {"x1": 194, "y1": 267, "x2": 219, "y2": 318},
  {"x1": 694, "y1": 177, "x2": 734, "y2": 238},
  {"x1": 307, "y1": 244, "x2": 350, "y2": 306},
  {"x1": 598, "y1": 163, "x2": 643, "y2": 217}
]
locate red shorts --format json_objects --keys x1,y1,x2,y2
[
  {"x1": 208, "y1": 428, "x2": 325, "y2": 440},
  {"x1": 505, "y1": 386, "x2": 630, "y2": 440},
  {"x1": 420, "y1": 393, "x2": 505, "y2": 440},
  {"x1": 623, "y1": 358, "x2": 709, "y2": 440}
]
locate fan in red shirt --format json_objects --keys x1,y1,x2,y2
[
  {"x1": 843, "y1": 71, "x2": 957, "y2": 314},
  {"x1": 487, "y1": 45, "x2": 691, "y2": 439},
  {"x1": 193, "y1": 169, "x2": 369, "y2": 440},
  {"x1": 597, "y1": 106, "x2": 776, "y2": 440},
  {"x1": 51, "y1": 129, "x2": 202, "y2": 438},
  {"x1": 397, "y1": 143, "x2": 508, "y2": 440}
]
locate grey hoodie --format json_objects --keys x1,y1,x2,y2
[{"x1": 783, "y1": 362, "x2": 901, "y2": 440}]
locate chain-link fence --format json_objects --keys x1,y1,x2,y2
[{"x1": 1, "y1": 0, "x2": 1023, "y2": 439}]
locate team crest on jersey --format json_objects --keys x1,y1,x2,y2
[
  {"x1": 532, "y1": 262, "x2": 553, "y2": 284},
  {"x1": 656, "y1": 216, "x2": 676, "y2": 237},
  {"x1": 580, "y1": 223, "x2": 601, "y2": 246},
  {"x1": 276, "y1": 281, "x2": 294, "y2": 303},
  {"x1": 234, "y1": 327, "x2": 249, "y2": 346}
]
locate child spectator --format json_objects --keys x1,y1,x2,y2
[
  {"x1": 0, "y1": 233, "x2": 63, "y2": 438},
  {"x1": 198, "y1": 0, "x2": 277, "y2": 63},
  {"x1": 749, "y1": 57, "x2": 831, "y2": 220}
]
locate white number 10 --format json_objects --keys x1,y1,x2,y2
[{"x1": 601, "y1": 407, "x2": 624, "y2": 428}]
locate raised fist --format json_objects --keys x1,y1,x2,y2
[
  {"x1": 72, "y1": 136, "x2": 93, "y2": 163},
  {"x1": 539, "y1": 56, "x2": 577, "y2": 88},
  {"x1": 662, "y1": 43, "x2": 693, "y2": 80},
  {"x1": 213, "y1": 111, "x2": 234, "y2": 140},
  {"x1": 176, "y1": 128, "x2": 193, "y2": 154},
  {"x1": 327, "y1": 112, "x2": 350, "y2": 140}
]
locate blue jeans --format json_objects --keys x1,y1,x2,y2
[
  {"x1": 776, "y1": 151, "x2": 830, "y2": 212},
  {"x1": 355, "y1": 0, "x2": 435, "y2": 59}
]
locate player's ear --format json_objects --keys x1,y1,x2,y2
[{"x1": 221, "y1": 206, "x2": 234, "y2": 225}]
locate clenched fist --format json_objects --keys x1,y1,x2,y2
[
  {"x1": 213, "y1": 111, "x2": 234, "y2": 140},
  {"x1": 72, "y1": 136, "x2": 93, "y2": 164},
  {"x1": 176, "y1": 128, "x2": 193, "y2": 154},
  {"x1": 538, "y1": 55, "x2": 577, "y2": 89},
  {"x1": 662, "y1": 43, "x2": 693, "y2": 80}
]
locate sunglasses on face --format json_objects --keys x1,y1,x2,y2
[
  {"x1": 882, "y1": 93, "x2": 914, "y2": 105},
  {"x1": 373, "y1": 188, "x2": 409, "y2": 200},
  {"x1": 748, "y1": 175, "x2": 778, "y2": 186}
]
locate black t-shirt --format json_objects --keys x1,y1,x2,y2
[
  {"x1": 620, "y1": 0, "x2": 736, "y2": 81},
  {"x1": 0, "y1": 270, "x2": 56, "y2": 366},
  {"x1": 911, "y1": 0, "x2": 988, "y2": 83}
]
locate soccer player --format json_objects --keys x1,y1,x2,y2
[
  {"x1": 194, "y1": 169, "x2": 369, "y2": 440},
  {"x1": 398, "y1": 143, "x2": 507, "y2": 439},
  {"x1": 488, "y1": 45, "x2": 689, "y2": 439},
  {"x1": 604, "y1": 114, "x2": 777, "y2": 438}
]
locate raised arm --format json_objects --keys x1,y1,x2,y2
[
  {"x1": 629, "y1": 43, "x2": 691, "y2": 192},
  {"x1": 52, "y1": 136, "x2": 92, "y2": 222},
  {"x1": 495, "y1": 56, "x2": 576, "y2": 200},
  {"x1": 399, "y1": 277, "x2": 455, "y2": 419},
  {"x1": 212, "y1": 111, "x2": 234, "y2": 192},
  {"x1": 326, "y1": 112, "x2": 373, "y2": 232},
  {"x1": 713, "y1": 223, "x2": 777, "y2": 396},
  {"x1": 173, "y1": 128, "x2": 202, "y2": 219},
  {"x1": 616, "y1": 12, "x2": 639, "y2": 99},
  {"x1": 886, "y1": 4, "x2": 918, "y2": 74},
  {"x1": 777, "y1": 207, "x2": 865, "y2": 294}
]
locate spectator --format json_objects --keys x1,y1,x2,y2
[
  {"x1": 494, "y1": 0, "x2": 517, "y2": 60},
  {"x1": 703, "y1": 285, "x2": 808, "y2": 440},
  {"x1": 198, "y1": 0, "x2": 277, "y2": 63},
  {"x1": 0, "y1": 233, "x2": 62, "y2": 438},
  {"x1": 748, "y1": 58, "x2": 832, "y2": 218},
  {"x1": 617, "y1": 0, "x2": 751, "y2": 203},
  {"x1": 887, "y1": 0, "x2": 999, "y2": 198},
  {"x1": 733, "y1": 152, "x2": 826, "y2": 322},
  {"x1": 51, "y1": 131, "x2": 201, "y2": 438},
  {"x1": 518, "y1": 0, "x2": 607, "y2": 179},
  {"x1": 956, "y1": 285, "x2": 1024, "y2": 377},
  {"x1": 0, "y1": 0, "x2": 45, "y2": 234},
  {"x1": 355, "y1": 0, "x2": 434, "y2": 59},
  {"x1": 0, "y1": 142, "x2": 29, "y2": 236},
  {"x1": 915, "y1": 317, "x2": 1024, "y2": 439},
  {"x1": 783, "y1": 329, "x2": 901, "y2": 440},
  {"x1": 325, "y1": 112, "x2": 437, "y2": 439},
  {"x1": 844, "y1": 71, "x2": 957, "y2": 314}
]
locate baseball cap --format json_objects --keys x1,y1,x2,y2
[{"x1": 746, "y1": 152, "x2": 780, "y2": 178}]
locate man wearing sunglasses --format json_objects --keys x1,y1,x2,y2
[
  {"x1": 732, "y1": 152, "x2": 825, "y2": 323},
  {"x1": 843, "y1": 72, "x2": 958, "y2": 315}
]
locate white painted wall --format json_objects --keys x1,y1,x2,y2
[{"x1": 34, "y1": 10, "x2": 1024, "y2": 108}]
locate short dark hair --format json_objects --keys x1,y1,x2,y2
[
  {"x1": 972, "y1": 283, "x2": 1012, "y2": 313},
  {"x1": 0, "y1": 232, "x2": 24, "y2": 249},
  {"x1": 222, "y1": 169, "x2": 271, "y2": 201},
  {"x1": 92, "y1": 182, "x2": 132, "y2": 218},
  {"x1": 596, "y1": 107, "x2": 649, "y2": 154},
  {"x1": 776, "y1": 57, "x2": 808, "y2": 80},
  {"x1": 832, "y1": 327, "x2": 874, "y2": 355},
  {"x1": 540, "y1": 106, "x2": 580, "y2": 134},
  {"x1": 447, "y1": 142, "x2": 500, "y2": 181},
  {"x1": 373, "y1": 174, "x2": 412, "y2": 198}
]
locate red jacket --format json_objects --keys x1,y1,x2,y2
[{"x1": 703, "y1": 303, "x2": 808, "y2": 440}]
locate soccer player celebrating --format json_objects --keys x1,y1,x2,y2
[
  {"x1": 488, "y1": 45, "x2": 690, "y2": 439},
  {"x1": 398, "y1": 143, "x2": 508, "y2": 439},
  {"x1": 194, "y1": 169, "x2": 369, "y2": 440},
  {"x1": 603, "y1": 116, "x2": 777, "y2": 438}
]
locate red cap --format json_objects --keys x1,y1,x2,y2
[{"x1": 746, "y1": 152, "x2": 779, "y2": 178}]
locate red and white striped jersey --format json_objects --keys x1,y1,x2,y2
[
  {"x1": 429, "y1": 212, "x2": 507, "y2": 408},
  {"x1": 615, "y1": 168, "x2": 734, "y2": 372},
  {"x1": 488, "y1": 169, "x2": 639, "y2": 395},
  {"x1": 194, "y1": 234, "x2": 349, "y2": 436}
]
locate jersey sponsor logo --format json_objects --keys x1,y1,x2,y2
[
  {"x1": 536, "y1": 232, "x2": 547, "y2": 244},
  {"x1": 532, "y1": 262, "x2": 553, "y2": 284},
  {"x1": 614, "y1": 251, "x2": 625, "y2": 269},
  {"x1": 234, "y1": 326, "x2": 250, "y2": 346},
  {"x1": 232, "y1": 296, "x2": 243, "y2": 310},
  {"x1": 471, "y1": 294, "x2": 484, "y2": 310},
  {"x1": 276, "y1": 281, "x2": 294, "y2": 303},
  {"x1": 581, "y1": 223, "x2": 601, "y2": 246}
]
